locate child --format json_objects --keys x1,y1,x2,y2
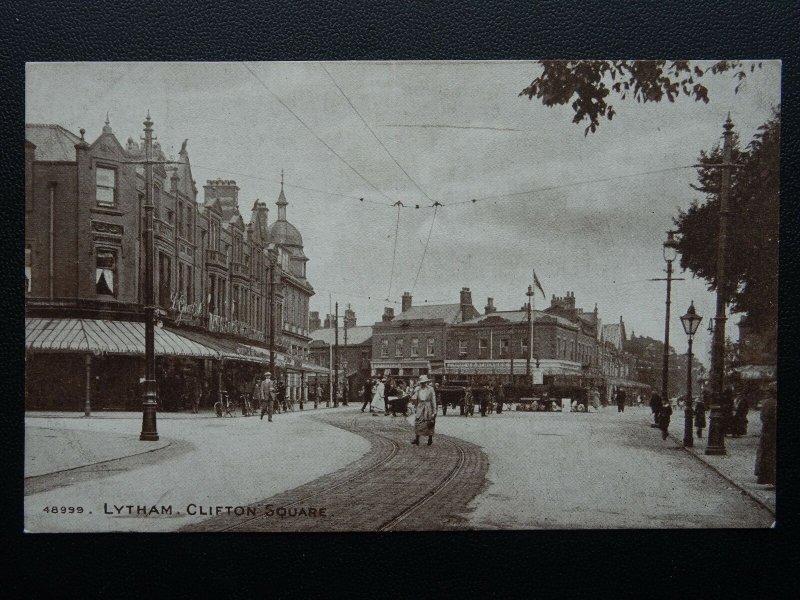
[{"x1": 658, "y1": 398, "x2": 673, "y2": 440}]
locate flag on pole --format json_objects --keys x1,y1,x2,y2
[{"x1": 533, "y1": 269, "x2": 546, "y2": 299}]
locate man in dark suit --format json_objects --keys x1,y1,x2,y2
[{"x1": 615, "y1": 388, "x2": 627, "y2": 412}]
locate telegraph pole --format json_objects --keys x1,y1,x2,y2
[
  {"x1": 706, "y1": 115, "x2": 736, "y2": 456},
  {"x1": 525, "y1": 285, "x2": 534, "y2": 382},
  {"x1": 140, "y1": 111, "x2": 159, "y2": 441},
  {"x1": 334, "y1": 302, "x2": 339, "y2": 407}
]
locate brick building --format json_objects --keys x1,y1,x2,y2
[
  {"x1": 24, "y1": 116, "x2": 324, "y2": 411},
  {"x1": 370, "y1": 288, "x2": 480, "y2": 378}
]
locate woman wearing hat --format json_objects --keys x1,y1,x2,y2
[{"x1": 411, "y1": 374, "x2": 437, "y2": 446}]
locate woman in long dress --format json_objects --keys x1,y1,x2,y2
[
  {"x1": 755, "y1": 384, "x2": 776, "y2": 486},
  {"x1": 411, "y1": 375, "x2": 437, "y2": 446}
]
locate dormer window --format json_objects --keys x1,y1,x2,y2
[{"x1": 96, "y1": 166, "x2": 116, "y2": 207}]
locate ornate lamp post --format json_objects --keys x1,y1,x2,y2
[
  {"x1": 140, "y1": 112, "x2": 159, "y2": 441},
  {"x1": 680, "y1": 301, "x2": 703, "y2": 447},
  {"x1": 657, "y1": 231, "x2": 681, "y2": 408}
]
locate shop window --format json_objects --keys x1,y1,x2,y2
[
  {"x1": 96, "y1": 166, "x2": 116, "y2": 207},
  {"x1": 458, "y1": 339, "x2": 468, "y2": 358},
  {"x1": 427, "y1": 337, "x2": 435, "y2": 357},
  {"x1": 381, "y1": 339, "x2": 389, "y2": 358},
  {"x1": 95, "y1": 249, "x2": 117, "y2": 297},
  {"x1": 25, "y1": 246, "x2": 32, "y2": 294},
  {"x1": 410, "y1": 338, "x2": 419, "y2": 357}
]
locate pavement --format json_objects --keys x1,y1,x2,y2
[
  {"x1": 24, "y1": 403, "x2": 775, "y2": 531},
  {"x1": 662, "y1": 405, "x2": 776, "y2": 515},
  {"x1": 24, "y1": 405, "x2": 369, "y2": 533}
]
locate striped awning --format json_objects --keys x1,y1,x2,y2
[{"x1": 25, "y1": 318, "x2": 218, "y2": 358}]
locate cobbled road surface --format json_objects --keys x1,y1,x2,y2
[{"x1": 183, "y1": 412, "x2": 489, "y2": 532}]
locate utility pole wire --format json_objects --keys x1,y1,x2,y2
[
  {"x1": 387, "y1": 202, "x2": 402, "y2": 300},
  {"x1": 319, "y1": 62, "x2": 436, "y2": 205},
  {"x1": 412, "y1": 204, "x2": 438, "y2": 293},
  {"x1": 241, "y1": 62, "x2": 393, "y2": 203}
]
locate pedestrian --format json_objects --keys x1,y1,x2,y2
[
  {"x1": 361, "y1": 378, "x2": 373, "y2": 412},
  {"x1": 755, "y1": 383, "x2": 776, "y2": 486},
  {"x1": 410, "y1": 374, "x2": 437, "y2": 446},
  {"x1": 658, "y1": 396, "x2": 673, "y2": 440},
  {"x1": 384, "y1": 377, "x2": 394, "y2": 416},
  {"x1": 650, "y1": 392, "x2": 661, "y2": 428},
  {"x1": 372, "y1": 377, "x2": 385, "y2": 416},
  {"x1": 191, "y1": 376, "x2": 202, "y2": 414},
  {"x1": 694, "y1": 391, "x2": 708, "y2": 438},
  {"x1": 731, "y1": 392, "x2": 749, "y2": 437},
  {"x1": 259, "y1": 372, "x2": 274, "y2": 422},
  {"x1": 615, "y1": 388, "x2": 627, "y2": 412}
]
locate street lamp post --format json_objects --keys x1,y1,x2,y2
[
  {"x1": 660, "y1": 231, "x2": 679, "y2": 408},
  {"x1": 140, "y1": 112, "x2": 159, "y2": 441},
  {"x1": 680, "y1": 301, "x2": 703, "y2": 448}
]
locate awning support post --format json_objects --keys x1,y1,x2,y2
[{"x1": 84, "y1": 354, "x2": 92, "y2": 417}]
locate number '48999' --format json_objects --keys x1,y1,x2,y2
[{"x1": 43, "y1": 506, "x2": 84, "y2": 514}]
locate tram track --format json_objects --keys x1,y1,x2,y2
[{"x1": 183, "y1": 412, "x2": 487, "y2": 532}]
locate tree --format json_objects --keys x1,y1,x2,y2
[
  {"x1": 674, "y1": 111, "x2": 779, "y2": 334},
  {"x1": 520, "y1": 60, "x2": 760, "y2": 134}
]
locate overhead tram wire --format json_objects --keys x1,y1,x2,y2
[
  {"x1": 188, "y1": 163, "x2": 386, "y2": 205},
  {"x1": 446, "y1": 164, "x2": 698, "y2": 207},
  {"x1": 319, "y1": 62, "x2": 437, "y2": 205},
  {"x1": 387, "y1": 201, "x2": 403, "y2": 300},
  {"x1": 411, "y1": 203, "x2": 439, "y2": 293},
  {"x1": 240, "y1": 62, "x2": 395, "y2": 204}
]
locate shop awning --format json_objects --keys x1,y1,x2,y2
[
  {"x1": 165, "y1": 327, "x2": 266, "y2": 364},
  {"x1": 25, "y1": 318, "x2": 218, "y2": 358}
]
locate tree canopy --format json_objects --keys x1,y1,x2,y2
[
  {"x1": 674, "y1": 110, "x2": 779, "y2": 332},
  {"x1": 520, "y1": 60, "x2": 760, "y2": 134}
]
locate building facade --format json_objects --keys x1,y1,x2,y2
[{"x1": 25, "y1": 116, "x2": 322, "y2": 411}]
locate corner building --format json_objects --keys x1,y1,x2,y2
[{"x1": 24, "y1": 116, "x2": 324, "y2": 411}]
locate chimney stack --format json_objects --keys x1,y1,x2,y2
[
  {"x1": 382, "y1": 307, "x2": 395, "y2": 322},
  {"x1": 485, "y1": 297, "x2": 496, "y2": 315},
  {"x1": 309, "y1": 311, "x2": 321, "y2": 332},
  {"x1": 459, "y1": 287, "x2": 473, "y2": 322},
  {"x1": 401, "y1": 291, "x2": 412, "y2": 313}
]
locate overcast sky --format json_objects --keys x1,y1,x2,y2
[{"x1": 26, "y1": 61, "x2": 780, "y2": 365}]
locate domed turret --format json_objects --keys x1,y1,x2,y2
[{"x1": 268, "y1": 170, "x2": 304, "y2": 248}]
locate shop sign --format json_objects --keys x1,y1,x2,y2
[{"x1": 171, "y1": 292, "x2": 204, "y2": 324}]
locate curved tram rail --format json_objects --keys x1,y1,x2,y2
[{"x1": 184, "y1": 415, "x2": 483, "y2": 532}]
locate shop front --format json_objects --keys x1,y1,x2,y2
[{"x1": 25, "y1": 318, "x2": 218, "y2": 411}]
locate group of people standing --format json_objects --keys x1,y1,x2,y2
[{"x1": 360, "y1": 374, "x2": 438, "y2": 446}]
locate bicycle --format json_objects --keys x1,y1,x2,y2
[{"x1": 214, "y1": 392, "x2": 234, "y2": 418}]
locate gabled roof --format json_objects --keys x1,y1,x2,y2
[
  {"x1": 392, "y1": 304, "x2": 463, "y2": 324},
  {"x1": 25, "y1": 124, "x2": 82, "y2": 161},
  {"x1": 457, "y1": 309, "x2": 575, "y2": 328},
  {"x1": 310, "y1": 326, "x2": 373, "y2": 346}
]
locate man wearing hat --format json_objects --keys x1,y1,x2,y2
[
  {"x1": 411, "y1": 374, "x2": 437, "y2": 446},
  {"x1": 259, "y1": 371, "x2": 275, "y2": 422}
]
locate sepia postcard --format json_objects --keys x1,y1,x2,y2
[{"x1": 24, "y1": 60, "x2": 778, "y2": 532}]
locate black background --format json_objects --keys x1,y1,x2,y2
[{"x1": 2, "y1": 0, "x2": 797, "y2": 596}]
